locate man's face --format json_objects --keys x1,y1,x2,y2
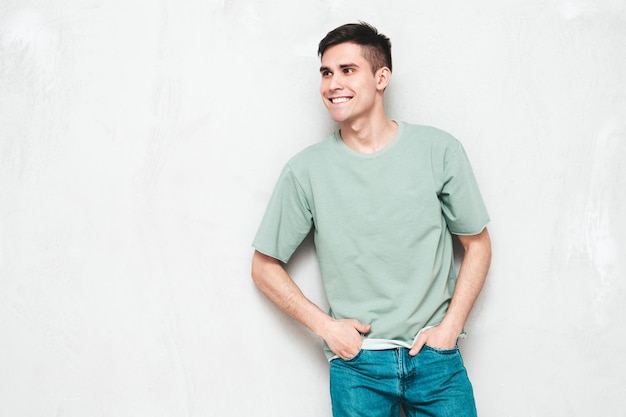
[{"x1": 319, "y1": 42, "x2": 383, "y2": 124}]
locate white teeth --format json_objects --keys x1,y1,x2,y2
[{"x1": 331, "y1": 97, "x2": 350, "y2": 103}]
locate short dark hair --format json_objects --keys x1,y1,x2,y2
[{"x1": 318, "y1": 22, "x2": 392, "y2": 73}]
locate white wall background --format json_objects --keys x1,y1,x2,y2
[{"x1": 1, "y1": 0, "x2": 625, "y2": 416}]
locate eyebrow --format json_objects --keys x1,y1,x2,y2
[{"x1": 319, "y1": 63, "x2": 359, "y2": 73}]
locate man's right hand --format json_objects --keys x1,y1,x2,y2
[
  {"x1": 320, "y1": 319, "x2": 371, "y2": 360},
  {"x1": 252, "y1": 252, "x2": 371, "y2": 360}
]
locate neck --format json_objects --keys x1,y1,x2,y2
[{"x1": 339, "y1": 115, "x2": 397, "y2": 154}]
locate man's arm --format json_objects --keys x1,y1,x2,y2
[
  {"x1": 251, "y1": 250, "x2": 371, "y2": 359},
  {"x1": 409, "y1": 227, "x2": 492, "y2": 355}
]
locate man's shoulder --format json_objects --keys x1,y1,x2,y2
[{"x1": 286, "y1": 133, "x2": 337, "y2": 167}]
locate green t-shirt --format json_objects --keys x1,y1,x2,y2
[{"x1": 253, "y1": 122, "x2": 490, "y2": 359}]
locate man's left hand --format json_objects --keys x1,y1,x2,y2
[{"x1": 408, "y1": 325, "x2": 459, "y2": 356}]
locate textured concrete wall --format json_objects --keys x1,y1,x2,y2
[{"x1": 1, "y1": 1, "x2": 625, "y2": 415}]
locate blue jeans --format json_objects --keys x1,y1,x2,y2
[{"x1": 330, "y1": 346, "x2": 477, "y2": 417}]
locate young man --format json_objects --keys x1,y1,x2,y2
[{"x1": 251, "y1": 22, "x2": 491, "y2": 417}]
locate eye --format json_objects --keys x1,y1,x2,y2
[
  {"x1": 321, "y1": 70, "x2": 332, "y2": 77},
  {"x1": 343, "y1": 67, "x2": 355, "y2": 74}
]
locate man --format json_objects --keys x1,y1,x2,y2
[{"x1": 251, "y1": 22, "x2": 491, "y2": 417}]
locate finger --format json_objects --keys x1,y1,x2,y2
[
  {"x1": 409, "y1": 342, "x2": 423, "y2": 356},
  {"x1": 344, "y1": 350, "x2": 357, "y2": 360},
  {"x1": 409, "y1": 336, "x2": 426, "y2": 356}
]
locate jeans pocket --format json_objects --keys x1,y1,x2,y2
[{"x1": 423, "y1": 344, "x2": 459, "y2": 355}]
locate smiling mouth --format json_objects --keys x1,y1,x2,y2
[{"x1": 329, "y1": 97, "x2": 352, "y2": 104}]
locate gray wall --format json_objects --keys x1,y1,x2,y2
[{"x1": 1, "y1": 1, "x2": 625, "y2": 416}]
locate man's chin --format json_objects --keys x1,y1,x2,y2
[{"x1": 327, "y1": 112, "x2": 348, "y2": 124}]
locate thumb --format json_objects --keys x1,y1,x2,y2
[
  {"x1": 409, "y1": 333, "x2": 426, "y2": 356},
  {"x1": 354, "y1": 321, "x2": 372, "y2": 334},
  {"x1": 409, "y1": 340, "x2": 424, "y2": 356}
]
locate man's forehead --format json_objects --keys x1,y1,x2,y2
[{"x1": 320, "y1": 43, "x2": 366, "y2": 65}]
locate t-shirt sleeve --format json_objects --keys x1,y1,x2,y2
[
  {"x1": 439, "y1": 143, "x2": 490, "y2": 235},
  {"x1": 252, "y1": 164, "x2": 314, "y2": 263}
]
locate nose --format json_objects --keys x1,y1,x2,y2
[{"x1": 328, "y1": 73, "x2": 342, "y2": 90}]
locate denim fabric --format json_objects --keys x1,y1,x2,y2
[{"x1": 329, "y1": 346, "x2": 477, "y2": 417}]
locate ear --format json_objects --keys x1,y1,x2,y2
[{"x1": 375, "y1": 67, "x2": 391, "y2": 91}]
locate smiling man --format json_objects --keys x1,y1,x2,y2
[{"x1": 251, "y1": 22, "x2": 491, "y2": 417}]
